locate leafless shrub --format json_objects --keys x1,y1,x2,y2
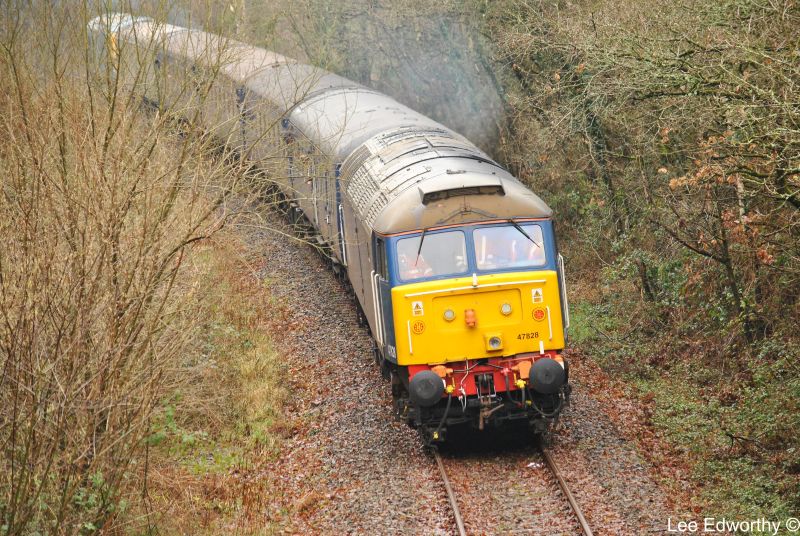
[
  {"x1": 0, "y1": 2, "x2": 253, "y2": 533},
  {"x1": 478, "y1": 0, "x2": 800, "y2": 346}
]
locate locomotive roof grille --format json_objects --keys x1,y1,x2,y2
[
  {"x1": 419, "y1": 176, "x2": 505, "y2": 205},
  {"x1": 421, "y1": 185, "x2": 505, "y2": 204}
]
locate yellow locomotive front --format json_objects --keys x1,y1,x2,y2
[{"x1": 377, "y1": 218, "x2": 570, "y2": 442}]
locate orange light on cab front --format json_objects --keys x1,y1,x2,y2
[{"x1": 464, "y1": 308, "x2": 477, "y2": 328}]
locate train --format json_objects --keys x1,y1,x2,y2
[{"x1": 87, "y1": 13, "x2": 571, "y2": 443}]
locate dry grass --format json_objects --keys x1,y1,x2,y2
[
  {"x1": 140, "y1": 231, "x2": 289, "y2": 535},
  {"x1": 0, "y1": 3, "x2": 276, "y2": 533}
]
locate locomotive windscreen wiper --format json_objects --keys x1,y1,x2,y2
[
  {"x1": 414, "y1": 227, "x2": 428, "y2": 267},
  {"x1": 508, "y1": 219, "x2": 542, "y2": 249}
]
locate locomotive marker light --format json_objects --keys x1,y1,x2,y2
[
  {"x1": 500, "y1": 302, "x2": 513, "y2": 316},
  {"x1": 464, "y1": 308, "x2": 477, "y2": 327},
  {"x1": 486, "y1": 334, "x2": 503, "y2": 351},
  {"x1": 443, "y1": 308, "x2": 456, "y2": 322}
]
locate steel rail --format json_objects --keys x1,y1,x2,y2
[
  {"x1": 433, "y1": 450, "x2": 467, "y2": 536},
  {"x1": 541, "y1": 447, "x2": 594, "y2": 536}
]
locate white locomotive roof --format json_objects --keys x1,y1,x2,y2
[
  {"x1": 340, "y1": 129, "x2": 552, "y2": 234},
  {"x1": 244, "y1": 63, "x2": 356, "y2": 116},
  {"x1": 115, "y1": 21, "x2": 295, "y2": 82},
  {"x1": 101, "y1": 17, "x2": 473, "y2": 160}
]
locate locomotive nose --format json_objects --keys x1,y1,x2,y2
[
  {"x1": 530, "y1": 358, "x2": 565, "y2": 394},
  {"x1": 409, "y1": 370, "x2": 445, "y2": 407}
]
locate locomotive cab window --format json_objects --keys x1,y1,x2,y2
[
  {"x1": 396, "y1": 231, "x2": 468, "y2": 281},
  {"x1": 473, "y1": 224, "x2": 546, "y2": 270}
]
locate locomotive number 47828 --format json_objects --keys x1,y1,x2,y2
[{"x1": 517, "y1": 332, "x2": 540, "y2": 340}]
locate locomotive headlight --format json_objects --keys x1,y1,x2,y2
[
  {"x1": 487, "y1": 336, "x2": 503, "y2": 350},
  {"x1": 500, "y1": 303, "x2": 513, "y2": 316},
  {"x1": 443, "y1": 309, "x2": 456, "y2": 322}
]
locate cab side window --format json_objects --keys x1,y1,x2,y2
[{"x1": 375, "y1": 238, "x2": 388, "y2": 279}]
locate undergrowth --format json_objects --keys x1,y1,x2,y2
[
  {"x1": 144, "y1": 233, "x2": 289, "y2": 534},
  {"x1": 571, "y1": 295, "x2": 800, "y2": 519}
]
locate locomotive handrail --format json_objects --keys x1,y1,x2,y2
[
  {"x1": 558, "y1": 254, "x2": 570, "y2": 329},
  {"x1": 370, "y1": 270, "x2": 379, "y2": 345},
  {"x1": 338, "y1": 204, "x2": 347, "y2": 265},
  {"x1": 376, "y1": 273, "x2": 385, "y2": 345},
  {"x1": 406, "y1": 320, "x2": 413, "y2": 355}
]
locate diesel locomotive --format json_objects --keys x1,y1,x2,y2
[{"x1": 88, "y1": 13, "x2": 571, "y2": 442}]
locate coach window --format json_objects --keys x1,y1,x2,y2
[
  {"x1": 473, "y1": 224, "x2": 546, "y2": 270},
  {"x1": 396, "y1": 231, "x2": 468, "y2": 282}
]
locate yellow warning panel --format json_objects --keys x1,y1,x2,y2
[{"x1": 391, "y1": 270, "x2": 565, "y2": 365}]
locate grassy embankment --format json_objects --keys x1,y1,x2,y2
[{"x1": 481, "y1": 0, "x2": 800, "y2": 517}]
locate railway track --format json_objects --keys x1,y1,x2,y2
[
  {"x1": 541, "y1": 446, "x2": 594, "y2": 536},
  {"x1": 433, "y1": 450, "x2": 468, "y2": 536},
  {"x1": 433, "y1": 444, "x2": 594, "y2": 536}
]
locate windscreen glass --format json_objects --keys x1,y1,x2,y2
[
  {"x1": 473, "y1": 224, "x2": 546, "y2": 270},
  {"x1": 396, "y1": 231, "x2": 468, "y2": 281}
]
